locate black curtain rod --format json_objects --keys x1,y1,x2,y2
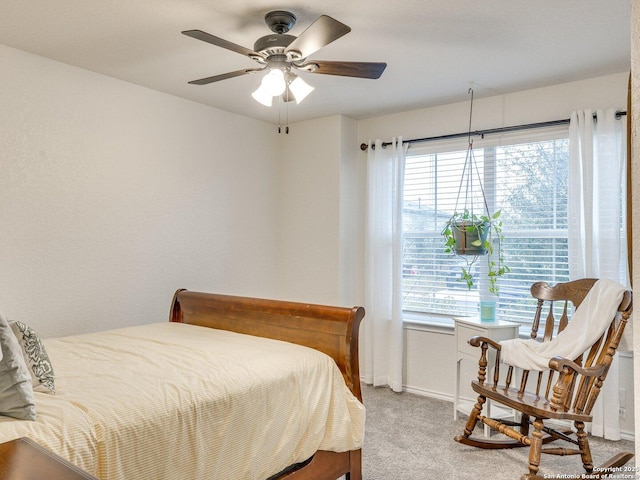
[{"x1": 359, "y1": 110, "x2": 627, "y2": 151}]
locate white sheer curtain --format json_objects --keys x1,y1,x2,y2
[
  {"x1": 362, "y1": 138, "x2": 407, "y2": 393},
  {"x1": 568, "y1": 108, "x2": 629, "y2": 440}
]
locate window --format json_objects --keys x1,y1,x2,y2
[{"x1": 402, "y1": 127, "x2": 570, "y2": 325}]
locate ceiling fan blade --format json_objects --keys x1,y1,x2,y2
[
  {"x1": 182, "y1": 30, "x2": 262, "y2": 58},
  {"x1": 285, "y1": 16, "x2": 351, "y2": 59},
  {"x1": 188, "y1": 68, "x2": 264, "y2": 85},
  {"x1": 298, "y1": 60, "x2": 387, "y2": 79}
]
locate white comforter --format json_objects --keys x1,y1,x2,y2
[{"x1": 0, "y1": 322, "x2": 365, "y2": 480}]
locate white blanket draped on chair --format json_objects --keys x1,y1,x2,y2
[{"x1": 500, "y1": 279, "x2": 626, "y2": 371}]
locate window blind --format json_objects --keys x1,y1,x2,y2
[{"x1": 402, "y1": 128, "x2": 570, "y2": 325}]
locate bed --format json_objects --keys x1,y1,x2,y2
[{"x1": 0, "y1": 289, "x2": 366, "y2": 480}]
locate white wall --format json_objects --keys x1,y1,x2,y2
[
  {"x1": 277, "y1": 115, "x2": 359, "y2": 306},
  {"x1": 0, "y1": 45, "x2": 280, "y2": 337},
  {"x1": 358, "y1": 73, "x2": 629, "y2": 142},
  {"x1": 338, "y1": 116, "x2": 361, "y2": 306}
]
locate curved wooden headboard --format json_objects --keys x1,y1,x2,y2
[{"x1": 169, "y1": 289, "x2": 365, "y2": 401}]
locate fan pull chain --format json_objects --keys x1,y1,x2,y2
[
  {"x1": 285, "y1": 97, "x2": 289, "y2": 134},
  {"x1": 276, "y1": 95, "x2": 290, "y2": 134}
]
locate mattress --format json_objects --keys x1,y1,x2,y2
[{"x1": 0, "y1": 322, "x2": 365, "y2": 480}]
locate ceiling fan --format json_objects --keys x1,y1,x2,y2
[{"x1": 182, "y1": 10, "x2": 387, "y2": 106}]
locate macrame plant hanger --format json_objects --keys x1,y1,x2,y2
[
  {"x1": 453, "y1": 88, "x2": 491, "y2": 230},
  {"x1": 442, "y1": 87, "x2": 508, "y2": 300}
]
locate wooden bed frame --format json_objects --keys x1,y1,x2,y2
[{"x1": 169, "y1": 289, "x2": 365, "y2": 480}]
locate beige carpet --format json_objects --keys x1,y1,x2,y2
[{"x1": 360, "y1": 384, "x2": 635, "y2": 480}]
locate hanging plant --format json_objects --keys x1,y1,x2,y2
[
  {"x1": 441, "y1": 89, "x2": 510, "y2": 296},
  {"x1": 442, "y1": 209, "x2": 508, "y2": 294},
  {"x1": 444, "y1": 211, "x2": 490, "y2": 256}
]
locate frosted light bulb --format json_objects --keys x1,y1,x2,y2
[{"x1": 262, "y1": 69, "x2": 286, "y2": 96}]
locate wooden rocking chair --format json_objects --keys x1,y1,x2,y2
[{"x1": 454, "y1": 278, "x2": 633, "y2": 480}]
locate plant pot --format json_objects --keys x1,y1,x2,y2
[{"x1": 451, "y1": 221, "x2": 490, "y2": 256}]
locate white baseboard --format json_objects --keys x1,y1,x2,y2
[
  {"x1": 403, "y1": 385, "x2": 454, "y2": 403},
  {"x1": 618, "y1": 431, "x2": 635, "y2": 442}
]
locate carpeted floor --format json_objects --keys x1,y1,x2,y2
[{"x1": 360, "y1": 384, "x2": 635, "y2": 480}]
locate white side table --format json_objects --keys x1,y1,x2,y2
[{"x1": 453, "y1": 316, "x2": 520, "y2": 436}]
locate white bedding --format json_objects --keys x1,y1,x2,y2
[
  {"x1": 0, "y1": 390, "x2": 98, "y2": 473},
  {"x1": 0, "y1": 322, "x2": 365, "y2": 480}
]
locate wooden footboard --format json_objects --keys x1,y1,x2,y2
[{"x1": 169, "y1": 289, "x2": 365, "y2": 480}]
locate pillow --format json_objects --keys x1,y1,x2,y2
[
  {"x1": 0, "y1": 312, "x2": 36, "y2": 420},
  {"x1": 9, "y1": 320, "x2": 55, "y2": 394}
]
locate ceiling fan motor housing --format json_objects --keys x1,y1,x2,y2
[{"x1": 253, "y1": 34, "x2": 297, "y2": 58}]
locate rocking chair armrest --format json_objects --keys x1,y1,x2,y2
[
  {"x1": 548, "y1": 356, "x2": 608, "y2": 411},
  {"x1": 468, "y1": 336, "x2": 502, "y2": 351},
  {"x1": 469, "y1": 336, "x2": 503, "y2": 386},
  {"x1": 548, "y1": 356, "x2": 607, "y2": 378}
]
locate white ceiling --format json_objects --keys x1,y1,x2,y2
[{"x1": 0, "y1": 1, "x2": 630, "y2": 125}]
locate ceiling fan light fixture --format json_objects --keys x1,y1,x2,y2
[
  {"x1": 288, "y1": 75, "x2": 314, "y2": 104},
  {"x1": 251, "y1": 84, "x2": 273, "y2": 107}
]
